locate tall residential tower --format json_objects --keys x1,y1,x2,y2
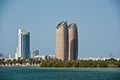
[
  {"x1": 56, "y1": 21, "x2": 68, "y2": 61},
  {"x1": 15, "y1": 29, "x2": 30, "y2": 59},
  {"x1": 56, "y1": 21, "x2": 78, "y2": 61},
  {"x1": 68, "y1": 23, "x2": 78, "y2": 60}
]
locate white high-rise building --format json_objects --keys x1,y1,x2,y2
[
  {"x1": 15, "y1": 47, "x2": 18, "y2": 59},
  {"x1": 15, "y1": 29, "x2": 30, "y2": 59}
]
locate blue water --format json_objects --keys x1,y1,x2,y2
[{"x1": 0, "y1": 67, "x2": 120, "y2": 80}]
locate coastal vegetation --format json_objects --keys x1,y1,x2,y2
[
  {"x1": 40, "y1": 59, "x2": 120, "y2": 68},
  {"x1": 0, "y1": 58, "x2": 120, "y2": 68}
]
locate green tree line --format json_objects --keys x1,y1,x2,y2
[{"x1": 40, "y1": 59, "x2": 120, "y2": 68}]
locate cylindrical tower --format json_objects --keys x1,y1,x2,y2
[
  {"x1": 68, "y1": 23, "x2": 78, "y2": 60},
  {"x1": 56, "y1": 21, "x2": 68, "y2": 60}
]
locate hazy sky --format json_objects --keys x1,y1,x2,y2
[{"x1": 0, "y1": 0, "x2": 120, "y2": 58}]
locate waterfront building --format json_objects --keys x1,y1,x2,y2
[
  {"x1": 8, "y1": 54, "x2": 12, "y2": 59},
  {"x1": 56, "y1": 21, "x2": 68, "y2": 61},
  {"x1": 56, "y1": 21, "x2": 78, "y2": 61},
  {"x1": 68, "y1": 23, "x2": 78, "y2": 60},
  {"x1": 34, "y1": 55, "x2": 48, "y2": 60},
  {"x1": 31, "y1": 50, "x2": 39, "y2": 58},
  {"x1": 16, "y1": 29, "x2": 30, "y2": 59}
]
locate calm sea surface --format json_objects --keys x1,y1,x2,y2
[{"x1": 0, "y1": 67, "x2": 120, "y2": 80}]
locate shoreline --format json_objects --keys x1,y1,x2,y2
[
  {"x1": 0, "y1": 65, "x2": 120, "y2": 68},
  {"x1": 0, "y1": 65, "x2": 39, "y2": 67},
  {"x1": 0, "y1": 64, "x2": 40, "y2": 67}
]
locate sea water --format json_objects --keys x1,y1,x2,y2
[{"x1": 0, "y1": 67, "x2": 120, "y2": 80}]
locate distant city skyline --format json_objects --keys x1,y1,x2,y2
[{"x1": 0, "y1": 0, "x2": 120, "y2": 58}]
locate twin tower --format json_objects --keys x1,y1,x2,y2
[{"x1": 56, "y1": 21, "x2": 78, "y2": 61}]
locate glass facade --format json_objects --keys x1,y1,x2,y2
[{"x1": 21, "y1": 33, "x2": 30, "y2": 58}]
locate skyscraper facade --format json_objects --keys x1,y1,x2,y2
[
  {"x1": 68, "y1": 23, "x2": 78, "y2": 60},
  {"x1": 16, "y1": 29, "x2": 30, "y2": 59},
  {"x1": 56, "y1": 21, "x2": 78, "y2": 61},
  {"x1": 56, "y1": 21, "x2": 68, "y2": 61}
]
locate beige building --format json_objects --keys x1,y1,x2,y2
[
  {"x1": 56, "y1": 21, "x2": 78, "y2": 61},
  {"x1": 68, "y1": 23, "x2": 78, "y2": 60},
  {"x1": 56, "y1": 21, "x2": 68, "y2": 60}
]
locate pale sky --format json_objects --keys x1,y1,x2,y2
[{"x1": 0, "y1": 0, "x2": 120, "y2": 58}]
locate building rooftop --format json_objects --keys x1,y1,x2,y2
[
  {"x1": 19, "y1": 29, "x2": 30, "y2": 34},
  {"x1": 56, "y1": 21, "x2": 67, "y2": 29},
  {"x1": 68, "y1": 23, "x2": 77, "y2": 30}
]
